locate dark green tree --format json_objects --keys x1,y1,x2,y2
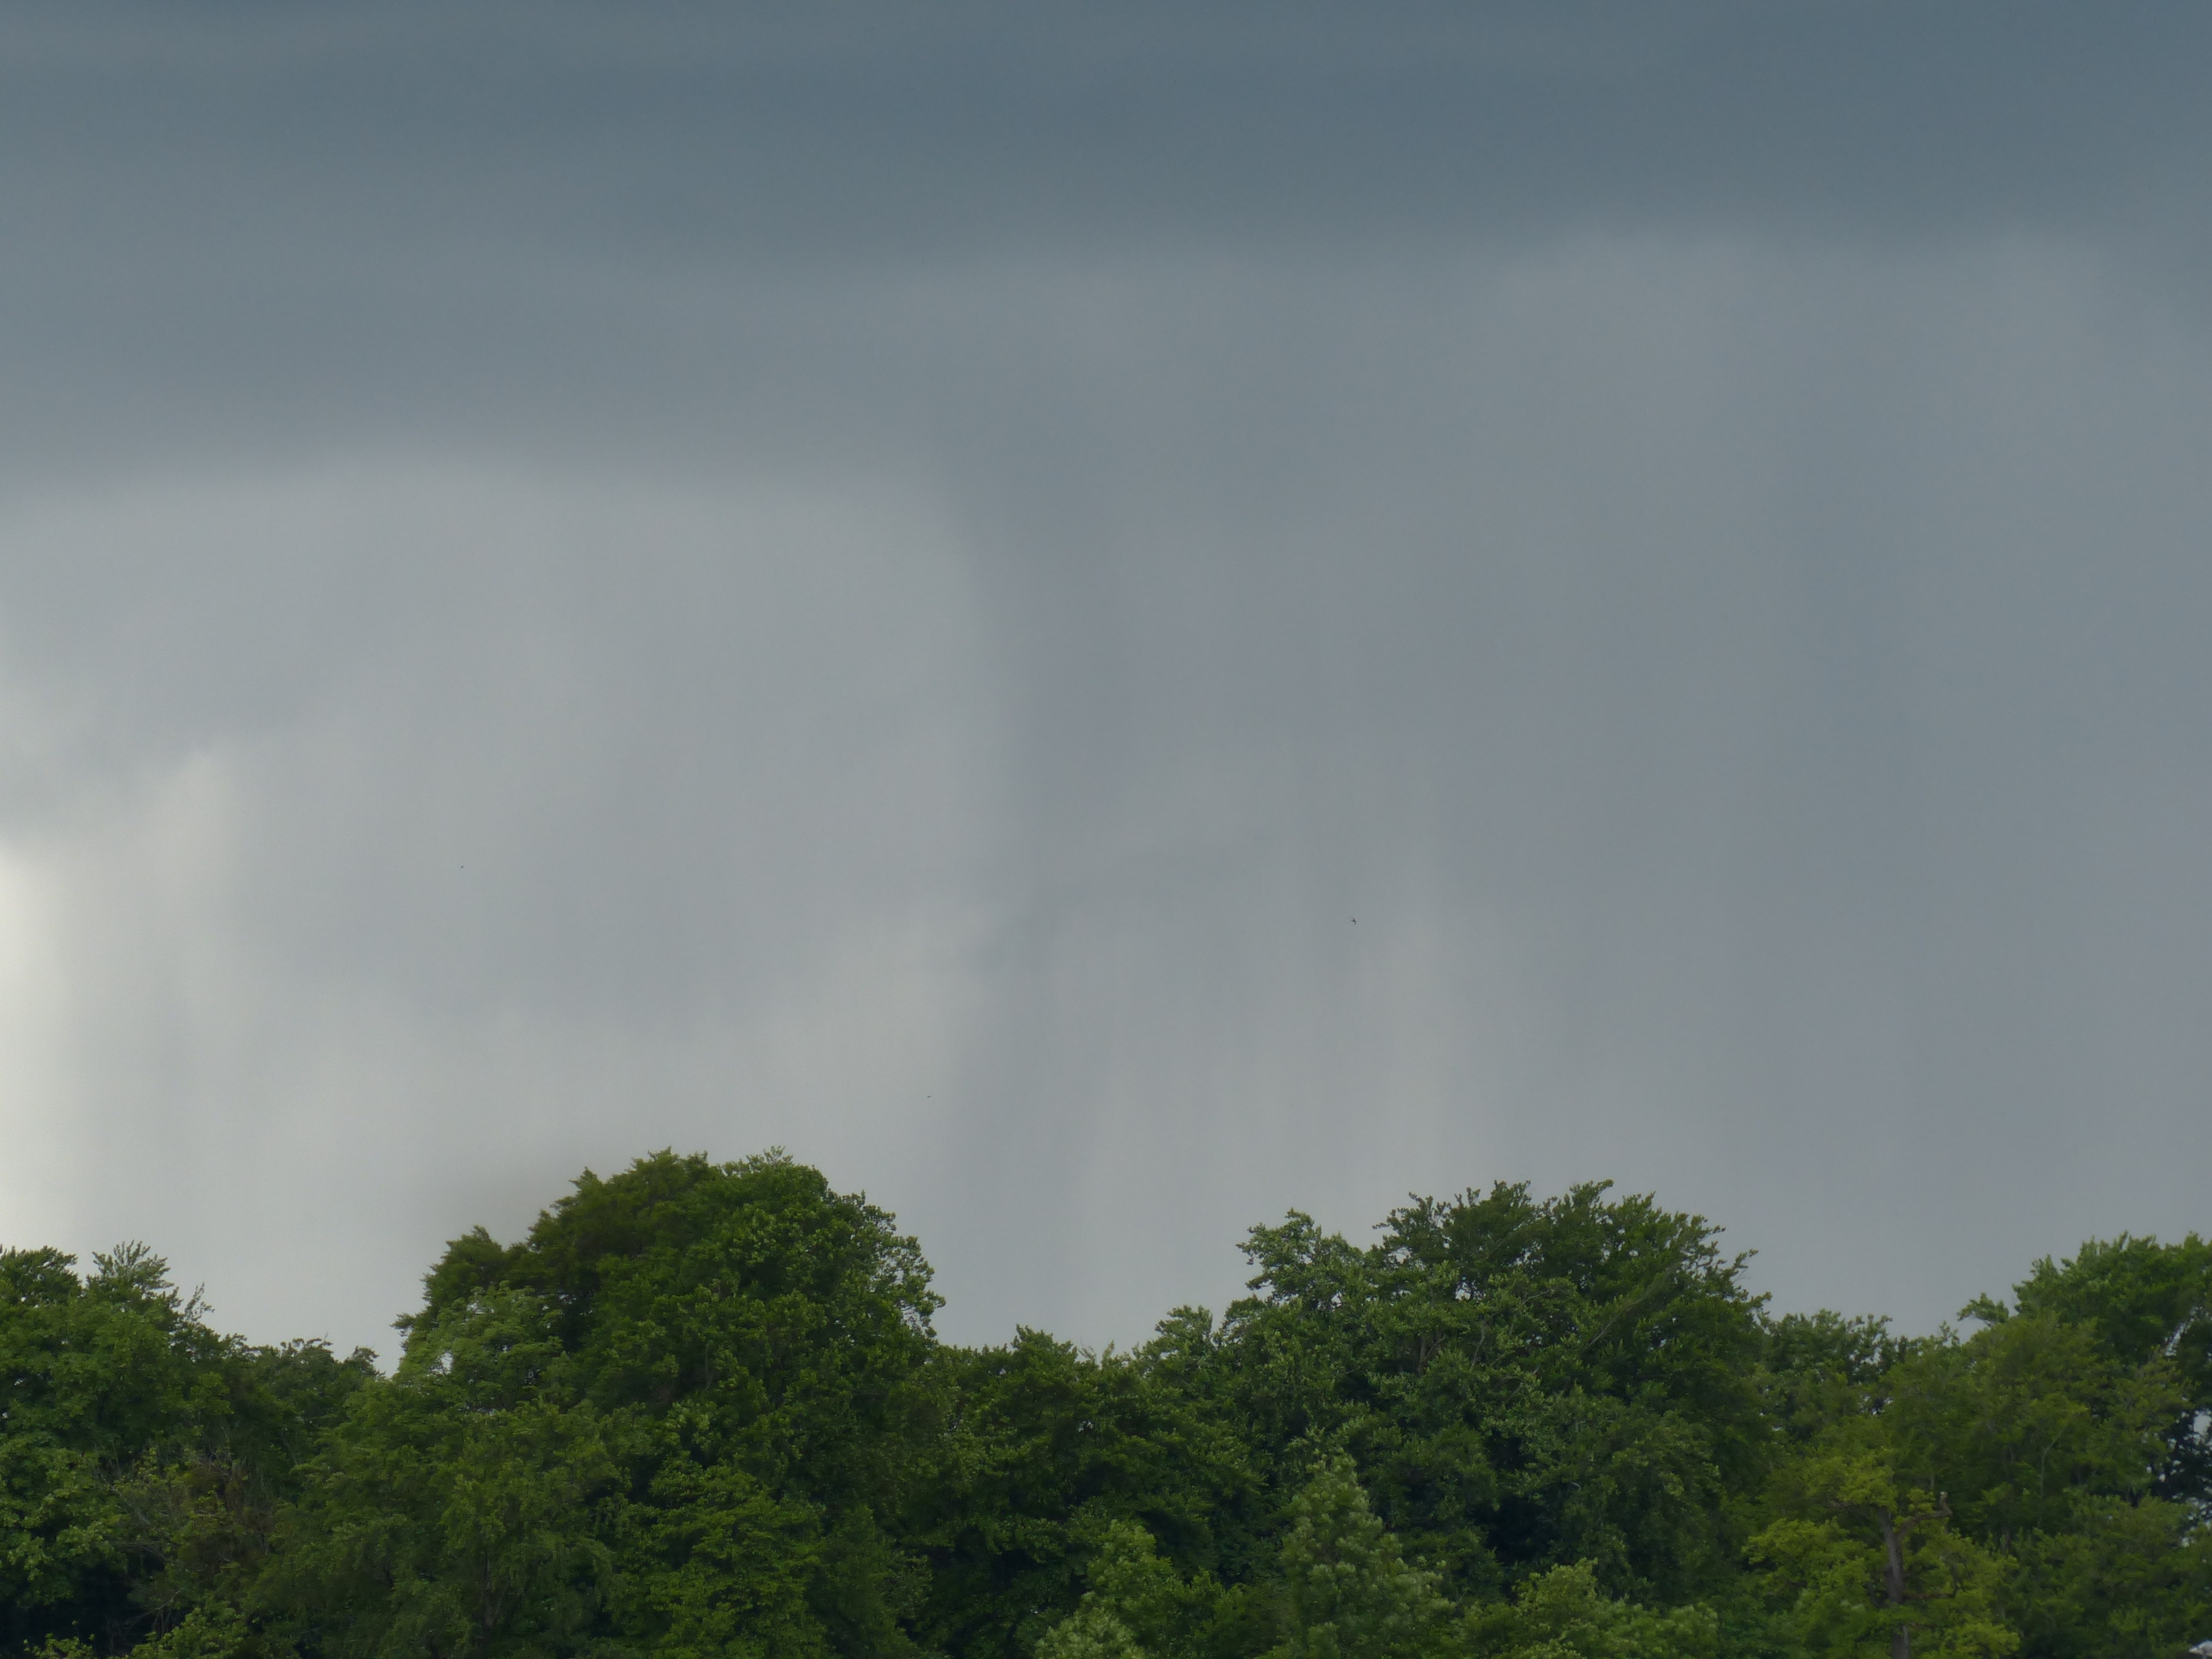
[
  {"x1": 909, "y1": 1331, "x2": 1253, "y2": 1659},
  {"x1": 1182, "y1": 1183, "x2": 1770, "y2": 1604},
  {"x1": 275, "y1": 1151, "x2": 943, "y2": 1659},
  {"x1": 10, "y1": 1155, "x2": 2209, "y2": 1659}
]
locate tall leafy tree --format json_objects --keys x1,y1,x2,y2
[
  {"x1": 1, "y1": 1244, "x2": 369, "y2": 1659},
  {"x1": 11, "y1": 1156, "x2": 2210, "y2": 1659},
  {"x1": 1968, "y1": 1234, "x2": 2212, "y2": 1509},
  {"x1": 1747, "y1": 1443, "x2": 2016, "y2": 1659},
  {"x1": 1267, "y1": 1456, "x2": 1447, "y2": 1659},
  {"x1": 1743, "y1": 1302, "x2": 2209, "y2": 1659},
  {"x1": 1033, "y1": 1520, "x2": 1225, "y2": 1659},
  {"x1": 1461, "y1": 1561, "x2": 1718, "y2": 1659},
  {"x1": 277, "y1": 1151, "x2": 943, "y2": 1659},
  {"x1": 909, "y1": 1331, "x2": 1253, "y2": 1659},
  {"x1": 270, "y1": 1288, "x2": 623, "y2": 1659},
  {"x1": 1183, "y1": 1183, "x2": 1770, "y2": 1603}
]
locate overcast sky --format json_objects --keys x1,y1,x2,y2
[{"x1": 4, "y1": 3, "x2": 2211, "y2": 1359}]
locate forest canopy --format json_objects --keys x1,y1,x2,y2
[{"x1": 4, "y1": 1151, "x2": 2206, "y2": 1659}]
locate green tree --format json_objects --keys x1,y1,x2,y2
[
  {"x1": 1, "y1": 1244, "x2": 370, "y2": 1659},
  {"x1": 270, "y1": 1290, "x2": 622, "y2": 1659},
  {"x1": 1035, "y1": 1520, "x2": 1225, "y2": 1659},
  {"x1": 910, "y1": 1331, "x2": 1252, "y2": 1659},
  {"x1": 1460, "y1": 1561, "x2": 1715, "y2": 1659},
  {"x1": 1186, "y1": 1183, "x2": 1769, "y2": 1604},
  {"x1": 1749, "y1": 1445, "x2": 2016, "y2": 1659},
  {"x1": 1968, "y1": 1233, "x2": 2212, "y2": 1508},
  {"x1": 1270, "y1": 1455, "x2": 1447, "y2": 1659},
  {"x1": 274, "y1": 1151, "x2": 943, "y2": 1659},
  {"x1": 14, "y1": 1156, "x2": 2212, "y2": 1659},
  {"x1": 1879, "y1": 1310, "x2": 2205, "y2": 1659}
]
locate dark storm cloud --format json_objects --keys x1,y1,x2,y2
[
  {"x1": 8, "y1": 2, "x2": 2205, "y2": 252},
  {"x1": 2, "y1": 5, "x2": 2210, "y2": 1356},
  {"x1": 5, "y1": 1, "x2": 2209, "y2": 469}
]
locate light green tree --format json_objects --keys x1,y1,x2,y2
[
  {"x1": 1036, "y1": 1520, "x2": 1222, "y2": 1659},
  {"x1": 1271, "y1": 1456, "x2": 1448, "y2": 1659},
  {"x1": 1749, "y1": 1447, "x2": 2015, "y2": 1659},
  {"x1": 1460, "y1": 1561, "x2": 1716, "y2": 1659}
]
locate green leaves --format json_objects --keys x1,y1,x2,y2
[
  {"x1": 1270, "y1": 1457, "x2": 1447, "y2": 1659},
  {"x1": 1188, "y1": 1183, "x2": 1768, "y2": 1603},
  {"x1": 7, "y1": 1161, "x2": 2209, "y2": 1659},
  {"x1": 1979, "y1": 1233, "x2": 2212, "y2": 1507},
  {"x1": 273, "y1": 1152, "x2": 942, "y2": 1659},
  {"x1": 2, "y1": 1246, "x2": 367, "y2": 1659},
  {"x1": 1463, "y1": 1562, "x2": 1716, "y2": 1659},
  {"x1": 1035, "y1": 1521, "x2": 1223, "y2": 1659},
  {"x1": 273, "y1": 1291, "x2": 621, "y2": 1659},
  {"x1": 616, "y1": 1460, "x2": 827, "y2": 1659},
  {"x1": 910, "y1": 1331, "x2": 1252, "y2": 1659},
  {"x1": 1747, "y1": 1447, "x2": 2016, "y2": 1659}
]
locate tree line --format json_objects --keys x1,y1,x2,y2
[{"x1": 4, "y1": 1151, "x2": 2207, "y2": 1659}]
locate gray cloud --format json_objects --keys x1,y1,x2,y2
[{"x1": 2, "y1": 7, "x2": 2210, "y2": 1356}]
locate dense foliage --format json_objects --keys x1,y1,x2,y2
[{"x1": 6, "y1": 1152, "x2": 2206, "y2": 1659}]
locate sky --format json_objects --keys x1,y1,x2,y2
[{"x1": 3, "y1": 3, "x2": 2211, "y2": 1360}]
